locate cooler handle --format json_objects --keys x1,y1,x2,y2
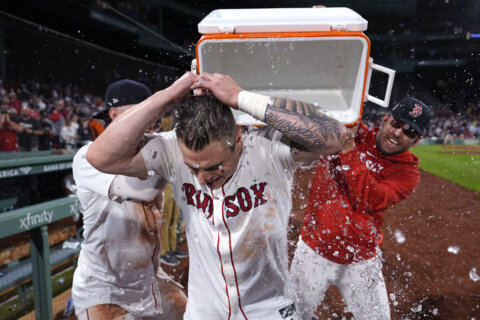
[{"x1": 365, "y1": 57, "x2": 396, "y2": 108}]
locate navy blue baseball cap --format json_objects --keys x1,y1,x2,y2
[
  {"x1": 93, "y1": 79, "x2": 151, "y2": 120},
  {"x1": 391, "y1": 97, "x2": 433, "y2": 136}
]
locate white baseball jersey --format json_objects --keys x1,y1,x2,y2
[
  {"x1": 72, "y1": 143, "x2": 165, "y2": 317},
  {"x1": 142, "y1": 127, "x2": 299, "y2": 320}
]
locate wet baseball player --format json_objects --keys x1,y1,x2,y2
[
  {"x1": 72, "y1": 79, "x2": 186, "y2": 320},
  {"x1": 86, "y1": 72, "x2": 352, "y2": 320},
  {"x1": 290, "y1": 97, "x2": 433, "y2": 319}
]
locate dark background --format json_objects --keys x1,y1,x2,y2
[{"x1": 0, "y1": 0, "x2": 479, "y2": 111}]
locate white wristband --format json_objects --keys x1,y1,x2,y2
[{"x1": 237, "y1": 91, "x2": 270, "y2": 122}]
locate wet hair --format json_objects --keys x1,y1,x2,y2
[{"x1": 175, "y1": 95, "x2": 237, "y2": 151}]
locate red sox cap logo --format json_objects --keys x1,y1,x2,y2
[{"x1": 409, "y1": 104, "x2": 423, "y2": 118}]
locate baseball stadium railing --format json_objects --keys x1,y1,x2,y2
[
  {"x1": 0, "y1": 150, "x2": 80, "y2": 319},
  {"x1": 0, "y1": 196, "x2": 80, "y2": 320}
]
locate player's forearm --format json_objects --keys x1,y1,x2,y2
[
  {"x1": 264, "y1": 97, "x2": 346, "y2": 155},
  {"x1": 87, "y1": 90, "x2": 174, "y2": 174}
]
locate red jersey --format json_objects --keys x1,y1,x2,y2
[
  {"x1": 0, "y1": 123, "x2": 19, "y2": 151},
  {"x1": 301, "y1": 122, "x2": 420, "y2": 264}
]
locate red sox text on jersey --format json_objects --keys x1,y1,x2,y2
[{"x1": 183, "y1": 182, "x2": 268, "y2": 219}]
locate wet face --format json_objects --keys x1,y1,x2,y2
[
  {"x1": 376, "y1": 114, "x2": 420, "y2": 155},
  {"x1": 179, "y1": 129, "x2": 242, "y2": 189}
]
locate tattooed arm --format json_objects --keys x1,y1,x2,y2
[
  {"x1": 192, "y1": 72, "x2": 350, "y2": 163},
  {"x1": 265, "y1": 97, "x2": 347, "y2": 162}
]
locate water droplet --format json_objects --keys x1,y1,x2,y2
[
  {"x1": 394, "y1": 230, "x2": 406, "y2": 244},
  {"x1": 447, "y1": 246, "x2": 460, "y2": 254},
  {"x1": 469, "y1": 267, "x2": 480, "y2": 282},
  {"x1": 410, "y1": 304, "x2": 422, "y2": 313}
]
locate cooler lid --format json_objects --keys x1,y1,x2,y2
[{"x1": 198, "y1": 7, "x2": 368, "y2": 34}]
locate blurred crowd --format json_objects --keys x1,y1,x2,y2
[
  {"x1": 2, "y1": 78, "x2": 480, "y2": 153},
  {"x1": 0, "y1": 79, "x2": 107, "y2": 152}
]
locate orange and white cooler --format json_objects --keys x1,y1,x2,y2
[{"x1": 193, "y1": 7, "x2": 395, "y2": 126}]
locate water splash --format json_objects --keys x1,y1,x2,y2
[
  {"x1": 447, "y1": 246, "x2": 460, "y2": 254},
  {"x1": 394, "y1": 230, "x2": 406, "y2": 244},
  {"x1": 469, "y1": 267, "x2": 480, "y2": 282}
]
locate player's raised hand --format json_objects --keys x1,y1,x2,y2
[
  {"x1": 167, "y1": 72, "x2": 199, "y2": 105},
  {"x1": 191, "y1": 72, "x2": 243, "y2": 109}
]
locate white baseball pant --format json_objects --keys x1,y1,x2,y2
[{"x1": 290, "y1": 238, "x2": 391, "y2": 320}]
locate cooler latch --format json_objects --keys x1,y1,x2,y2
[{"x1": 218, "y1": 25, "x2": 235, "y2": 33}]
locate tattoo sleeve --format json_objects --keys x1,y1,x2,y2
[{"x1": 264, "y1": 97, "x2": 343, "y2": 152}]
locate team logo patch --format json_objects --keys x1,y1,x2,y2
[
  {"x1": 409, "y1": 104, "x2": 423, "y2": 118},
  {"x1": 278, "y1": 303, "x2": 296, "y2": 319}
]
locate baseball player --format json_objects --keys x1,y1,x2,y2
[
  {"x1": 72, "y1": 79, "x2": 186, "y2": 320},
  {"x1": 86, "y1": 72, "x2": 352, "y2": 319},
  {"x1": 290, "y1": 97, "x2": 433, "y2": 319}
]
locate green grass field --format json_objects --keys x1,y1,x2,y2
[{"x1": 411, "y1": 144, "x2": 480, "y2": 193}]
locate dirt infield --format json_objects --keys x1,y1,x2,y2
[{"x1": 166, "y1": 168, "x2": 480, "y2": 319}]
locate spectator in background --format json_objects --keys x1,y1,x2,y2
[
  {"x1": 60, "y1": 118, "x2": 78, "y2": 149},
  {"x1": 2, "y1": 96, "x2": 18, "y2": 115},
  {"x1": 34, "y1": 95, "x2": 47, "y2": 112},
  {"x1": 29, "y1": 105, "x2": 41, "y2": 119},
  {"x1": 38, "y1": 110, "x2": 55, "y2": 150},
  {"x1": 49, "y1": 102, "x2": 65, "y2": 148},
  {"x1": 8, "y1": 91, "x2": 22, "y2": 115},
  {"x1": 76, "y1": 117, "x2": 93, "y2": 147},
  {"x1": 70, "y1": 113, "x2": 80, "y2": 132},
  {"x1": 77, "y1": 102, "x2": 91, "y2": 118},
  {"x1": 16, "y1": 105, "x2": 43, "y2": 151},
  {"x1": 0, "y1": 103, "x2": 24, "y2": 152}
]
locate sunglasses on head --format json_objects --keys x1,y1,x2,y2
[{"x1": 390, "y1": 117, "x2": 420, "y2": 139}]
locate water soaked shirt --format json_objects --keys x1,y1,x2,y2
[
  {"x1": 142, "y1": 128, "x2": 299, "y2": 320},
  {"x1": 72, "y1": 143, "x2": 165, "y2": 316}
]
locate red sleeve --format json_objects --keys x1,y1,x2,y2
[{"x1": 340, "y1": 154, "x2": 420, "y2": 214}]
